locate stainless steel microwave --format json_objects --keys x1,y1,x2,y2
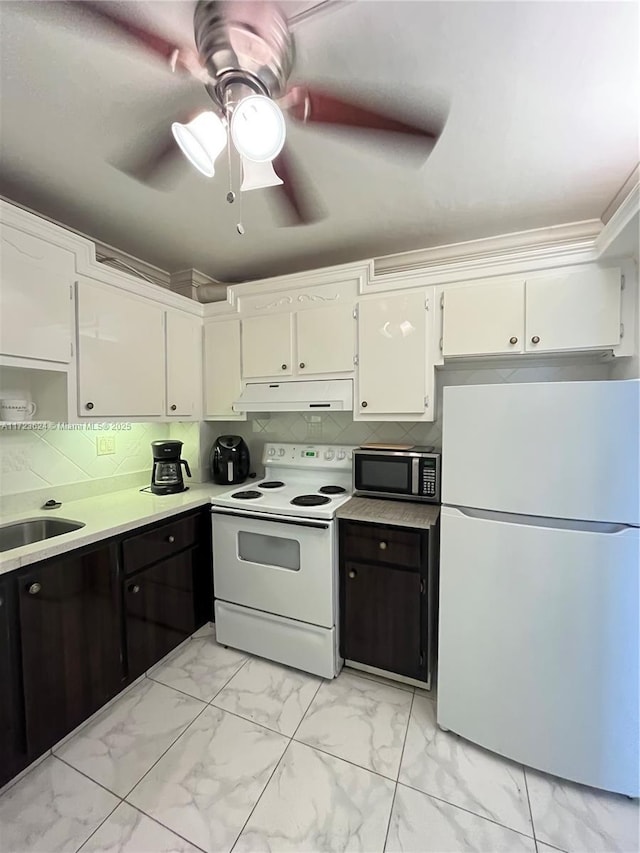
[{"x1": 353, "y1": 447, "x2": 441, "y2": 502}]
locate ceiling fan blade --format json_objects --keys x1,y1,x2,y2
[
  {"x1": 285, "y1": 86, "x2": 438, "y2": 141},
  {"x1": 112, "y1": 124, "x2": 185, "y2": 189},
  {"x1": 272, "y1": 148, "x2": 325, "y2": 226},
  {"x1": 70, "y1": 1, "x2": 198, "y2": 73}
]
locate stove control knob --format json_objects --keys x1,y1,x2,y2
[
  {"x1": 324, "y1": 450, "x2": 335, "y2": 461},
  {"x1": 336, "y1": 450, "x2": 346, "y2": 461},
  {"x1": 278, "y1": 448, "x2": 286, "y2": 457},
  {"x1": 267, "y1": 448, "x2": 276, "y2": 457}
]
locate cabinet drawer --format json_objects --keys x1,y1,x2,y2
[
  {"x1": 342, "y1": 521, "x2": 421, "y2": 570},
  {"x1": 122, "y1": 514, "x2": 199, "y2": 574}
]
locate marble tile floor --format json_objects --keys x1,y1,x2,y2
[{"x1": 1, "y1": 625, "x2": 637, "y2": 853}]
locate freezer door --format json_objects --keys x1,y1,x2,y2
[
  {"x1": 442, "y1": 379, "x2": 639, "y2": 525},
  {"x1": 437, "y1": 505, "x2": 640, "y2": 796}
]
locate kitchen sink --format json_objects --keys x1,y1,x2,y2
[{"x1": 0, "y1": 518, "x2": 86, "y2": 552}]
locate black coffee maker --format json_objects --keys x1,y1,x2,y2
[
  {"x1": 151, "y1": 440, "x2": 191, "y2": 495},
  {"x1": 210, "y1": 435, "x2": 250, "y2": 486}
]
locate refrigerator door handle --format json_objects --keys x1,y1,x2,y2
[{"x1": 442, "y1": 505, "x2": 632, "y2": 534}]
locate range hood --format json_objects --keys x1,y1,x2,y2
[{"x1": 233, "y1": 380, "x2": 353, "y2": 413}]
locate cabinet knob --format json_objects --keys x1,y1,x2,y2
[
  {"x1": 299, "y1": 362, "x2": 305, "y2": 369},
  {"x1": 379, "y1": 541, "x2": 388, "y2": 551},
  {"x1": 129, "y1": 584, "x2": 140, "y2": 594},
  {"x1": 167, "y1": 535, "x2": 175, "y2": 543},
  {"x1": 170, "y1": 404, "x2": 177, "y2": 411},
  {"x1": 281, "y1": 364, "x2": 287, "y2": 370},
  {"x1": 348, "y1": 570, "x2": 357, "y2": 579},
  {"x1": 27, "y1": 582, "x2": 42, "y2": 596},
  {"x1": 509, "y1": 336, "x2": 518, "y2": 345},
  {"x1": 531, "y1": 335, "x2": 540, "y2": 344},
  {"x1": 85, "y1": 402, "x2": 94, "y2": 411},
  {"x1": 361, "y1": 401, "x2": 368, "y2": 408}
]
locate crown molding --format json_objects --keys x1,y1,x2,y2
[{"x1": 595, "y1": 176, "x2": 639, "y2": 257}]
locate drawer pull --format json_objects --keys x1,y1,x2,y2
[
  {"x1": 28, "y1": 582, "x2": 42, "y2": 595},
  {"x1": 129, "y1": 584, "x2": 140, "y2": 594},
  {"x1": 348, "y1": 570, "x2": 357, "y2": 579},
  {"x1": 167, "y1": 535, "x2": 175, "y2": 543},
  {"x1": 379, "y1": 541, "x2": 388, "y2": 550}
]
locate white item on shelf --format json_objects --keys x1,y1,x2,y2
[{"x1": 0, "y1": 399, "x2": 37, "y2": 421}]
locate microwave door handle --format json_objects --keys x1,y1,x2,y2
[{"x1": 411, "y1": 458, "x2": 419, "y2": 494}]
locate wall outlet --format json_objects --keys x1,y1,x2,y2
[{"x1": 96, "y1": 436, "x2": 116, "y2": 456}]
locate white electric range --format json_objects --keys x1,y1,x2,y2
[{"x1": 211, "y1": 443, "x2": 356, "y2": 678}]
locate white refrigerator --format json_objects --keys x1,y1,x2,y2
[{"x1": 438, "y1": 379, "x2": 639, "y2": 796}]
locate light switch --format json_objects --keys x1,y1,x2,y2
[{"x1": 96, "y1": 436, "x2": 116, "y2": 456}]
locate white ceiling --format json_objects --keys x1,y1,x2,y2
[{"x1": 0, "y1": 1, "x2": 638, "y2": 282}]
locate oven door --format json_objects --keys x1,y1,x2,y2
[{"x1": 212, "y1": 509, "x2": 336, "y2": 628}]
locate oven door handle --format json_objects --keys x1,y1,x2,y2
[{"x1": 210, "y1": 508, "x2": 330, "y2": 530}]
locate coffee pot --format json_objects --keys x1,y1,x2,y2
[{"x1": 150, "y1": 440, "x2": 191, "y2": 495}]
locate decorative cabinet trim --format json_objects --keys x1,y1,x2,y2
[{"x1": 239, "y1": 278, "x2": 359, "y2": 316}]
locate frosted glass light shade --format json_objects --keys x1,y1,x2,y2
[
  {"x1": 171, "y1": 111, "x2": 227, "y2": 177},
  {"x1": 231, "y1": 95, "x2": 286, "y2": 163},
  {"x1": 241, "y1": 157, "x2": 284, "y2": 191}
]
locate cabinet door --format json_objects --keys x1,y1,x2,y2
[
  {"x1": 0, "y1": 578, "x2": 27, "y2": 786},
  {"x1": 296, "y1": 305, "x2": 355, "y2": 375},
  {"x1": 341, "y1": 560, "x2": 425, "y2": 680},
  {"x1": 241, "y1": 314, "x2": 293, "y2": 379},
  {"x1": 525, "y1": 267, "x2": 621, "y2": 352},
  {"x1": 76, "y1": 280, "x2": 164, "y2": 417},
  {"x1": 442, "y1": 280, "x2": 525, "y2": 357},
  {"x1": 125, "y1": 549, "x2": 198, "y2": 679},
  {"x1": 204, "y1": 319, "x2": 244, "y2": 419},
  {"x1": 357, "y1": 291, "x2": 426, "y2": 415},
  {"x1": 166, "y1": 310, "x2": 201, "y2": 417},
  {"x1": 0, "y1": 225, "x2": 73, "y2": 362},
  {"x1": 18, "y1": 544, "x2": 122, "y2": 757}
]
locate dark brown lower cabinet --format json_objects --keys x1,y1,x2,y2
[
  {"x1": 18, "y1": 542, "x2": 122, "y2": 758},
  {"x1": 0, "y1": 577, "x2": 26, "y2": 787},
  {"x1": 125, "y1": 549, "x2": 199, "y2": 679},
  {"x1": 340, "y1": 519, "x2": 435, "y2": 684}
]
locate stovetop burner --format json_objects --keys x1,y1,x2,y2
[
  {"x1": 232, "y1": 490, "x2": 263, "y2": 500},
  {"x1": 259, "y1": 481, "x2": 285, "y2": 489},
  {"x1": 290, "y1": 494, "x2": 332, "y2": 507},
  {"x1": 318, "y1": 485, "x2": 346, "y2": 495}
]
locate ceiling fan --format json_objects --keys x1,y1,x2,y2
[{"x1": 66, "y1": 0, "x2": 442, "y2": 225}]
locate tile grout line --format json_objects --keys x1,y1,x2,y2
[
  {"x1": 383, "y1": 691, "x2": 415, "y2": 852},
  {"x1": 396, "y1": 777, "x2": 539, "y2": 843},
  {"x1": 53, "y1": 754, "x2": 127, "y2": 801},
  {"x1": 116, "y1": 801, "x2": 209, "y2": 853},
  {"x1": 523, "y1": 766, "x2": 539, "y2": 852},
  {"x1": 228, "y1": 678, "x2": 325, "y2": 853},
  {"x1": 73, "y1": 796, "x2": 123, "y2": 853}
]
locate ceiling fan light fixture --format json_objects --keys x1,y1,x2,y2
[
  {"x1": 240, "y1": 156, "x2": 284, "y2": 191},
  {"x1": 230, "y1": 95, "x2": 286, "y2": 163},
  {"x1": 171, "y1": 111, "x2": 227, "y2": 177}
]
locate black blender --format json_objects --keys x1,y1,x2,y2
[{"x1": 150, "y1": 440, "x2": 191, "y2": 495}]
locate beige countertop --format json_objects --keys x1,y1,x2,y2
[
  {"x1": 0, "y1": 483, "x2": 231, "y2": 576},
  {"x1": 336, "y1": 497, "x2": 441, "y2": 529}
]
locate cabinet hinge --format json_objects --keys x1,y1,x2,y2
[
  {"x1": 425, "y1": 297, "x2": 430, "y2": 310},
  {"x1": 424, "y1": 395, "x2": 429, "y2": 408},
  {"x1": 420, "y1": 578, "x2": 426, "y2": 594},
  {"x1": 440, "y1": 293, "x2": 444, "y2": 309},
  {"x1": 353, "y1": 306, "x2": 359, "y2": 320},
  {"x1": 439, "y1": 337, "x2": 443, "y2": 352},
  {"x1": 620, "y1": 323, "x2": 624, "y2": 339},
  {"x1": 419, "y1": 651, "x2": 425, "y2": 666},
  {"x1": 70, "y1": 341, "x2": 74, "y2": 358},
  {"x1": 353, "y1": 354, "x2": 359, "y2": 366},
  {"x1": 621, "y1": 274, "x2": 625, "y2": 290},
  {"x1": 69, "y1": 284, "x2": 73, "y2": 300}
]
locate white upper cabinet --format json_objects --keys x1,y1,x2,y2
[
  {"x1": 204, "y1": 318, "x2": 244, "y2": 420},
  {"x1": 525, "y1": 267, "x2": 621, "y2": 352},
  {"x1": 442, "y1": 280, "x2": 525, "y2": 357},
  {"x1": 242, "y1": 314, "x2": 293, "y2": 378},
  {"x1": 241, "y1": 306, "x2": 355, "y2": 380},
  {"x1": 441, "y1": 266, "x2": 622, "y2": 359},
  {"x1": 76, "y1": 280, "x2": 164, "y2": 417},
  {"x1": 1, "y1": 224, "x2": 74, "y2": 363},
  {"x1": 296, "y1": 304, "x2": 355, "y2": 375},
  {"x1": 356, "y1": 290, "x2": 433, "y2": 421},
  {"x1": 165, "y1": 310, "x2": 201, "y2": 418}
]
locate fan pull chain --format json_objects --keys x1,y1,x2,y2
[{"x1": 224, "y1": 129, "x2": 245, "y2": 235}]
